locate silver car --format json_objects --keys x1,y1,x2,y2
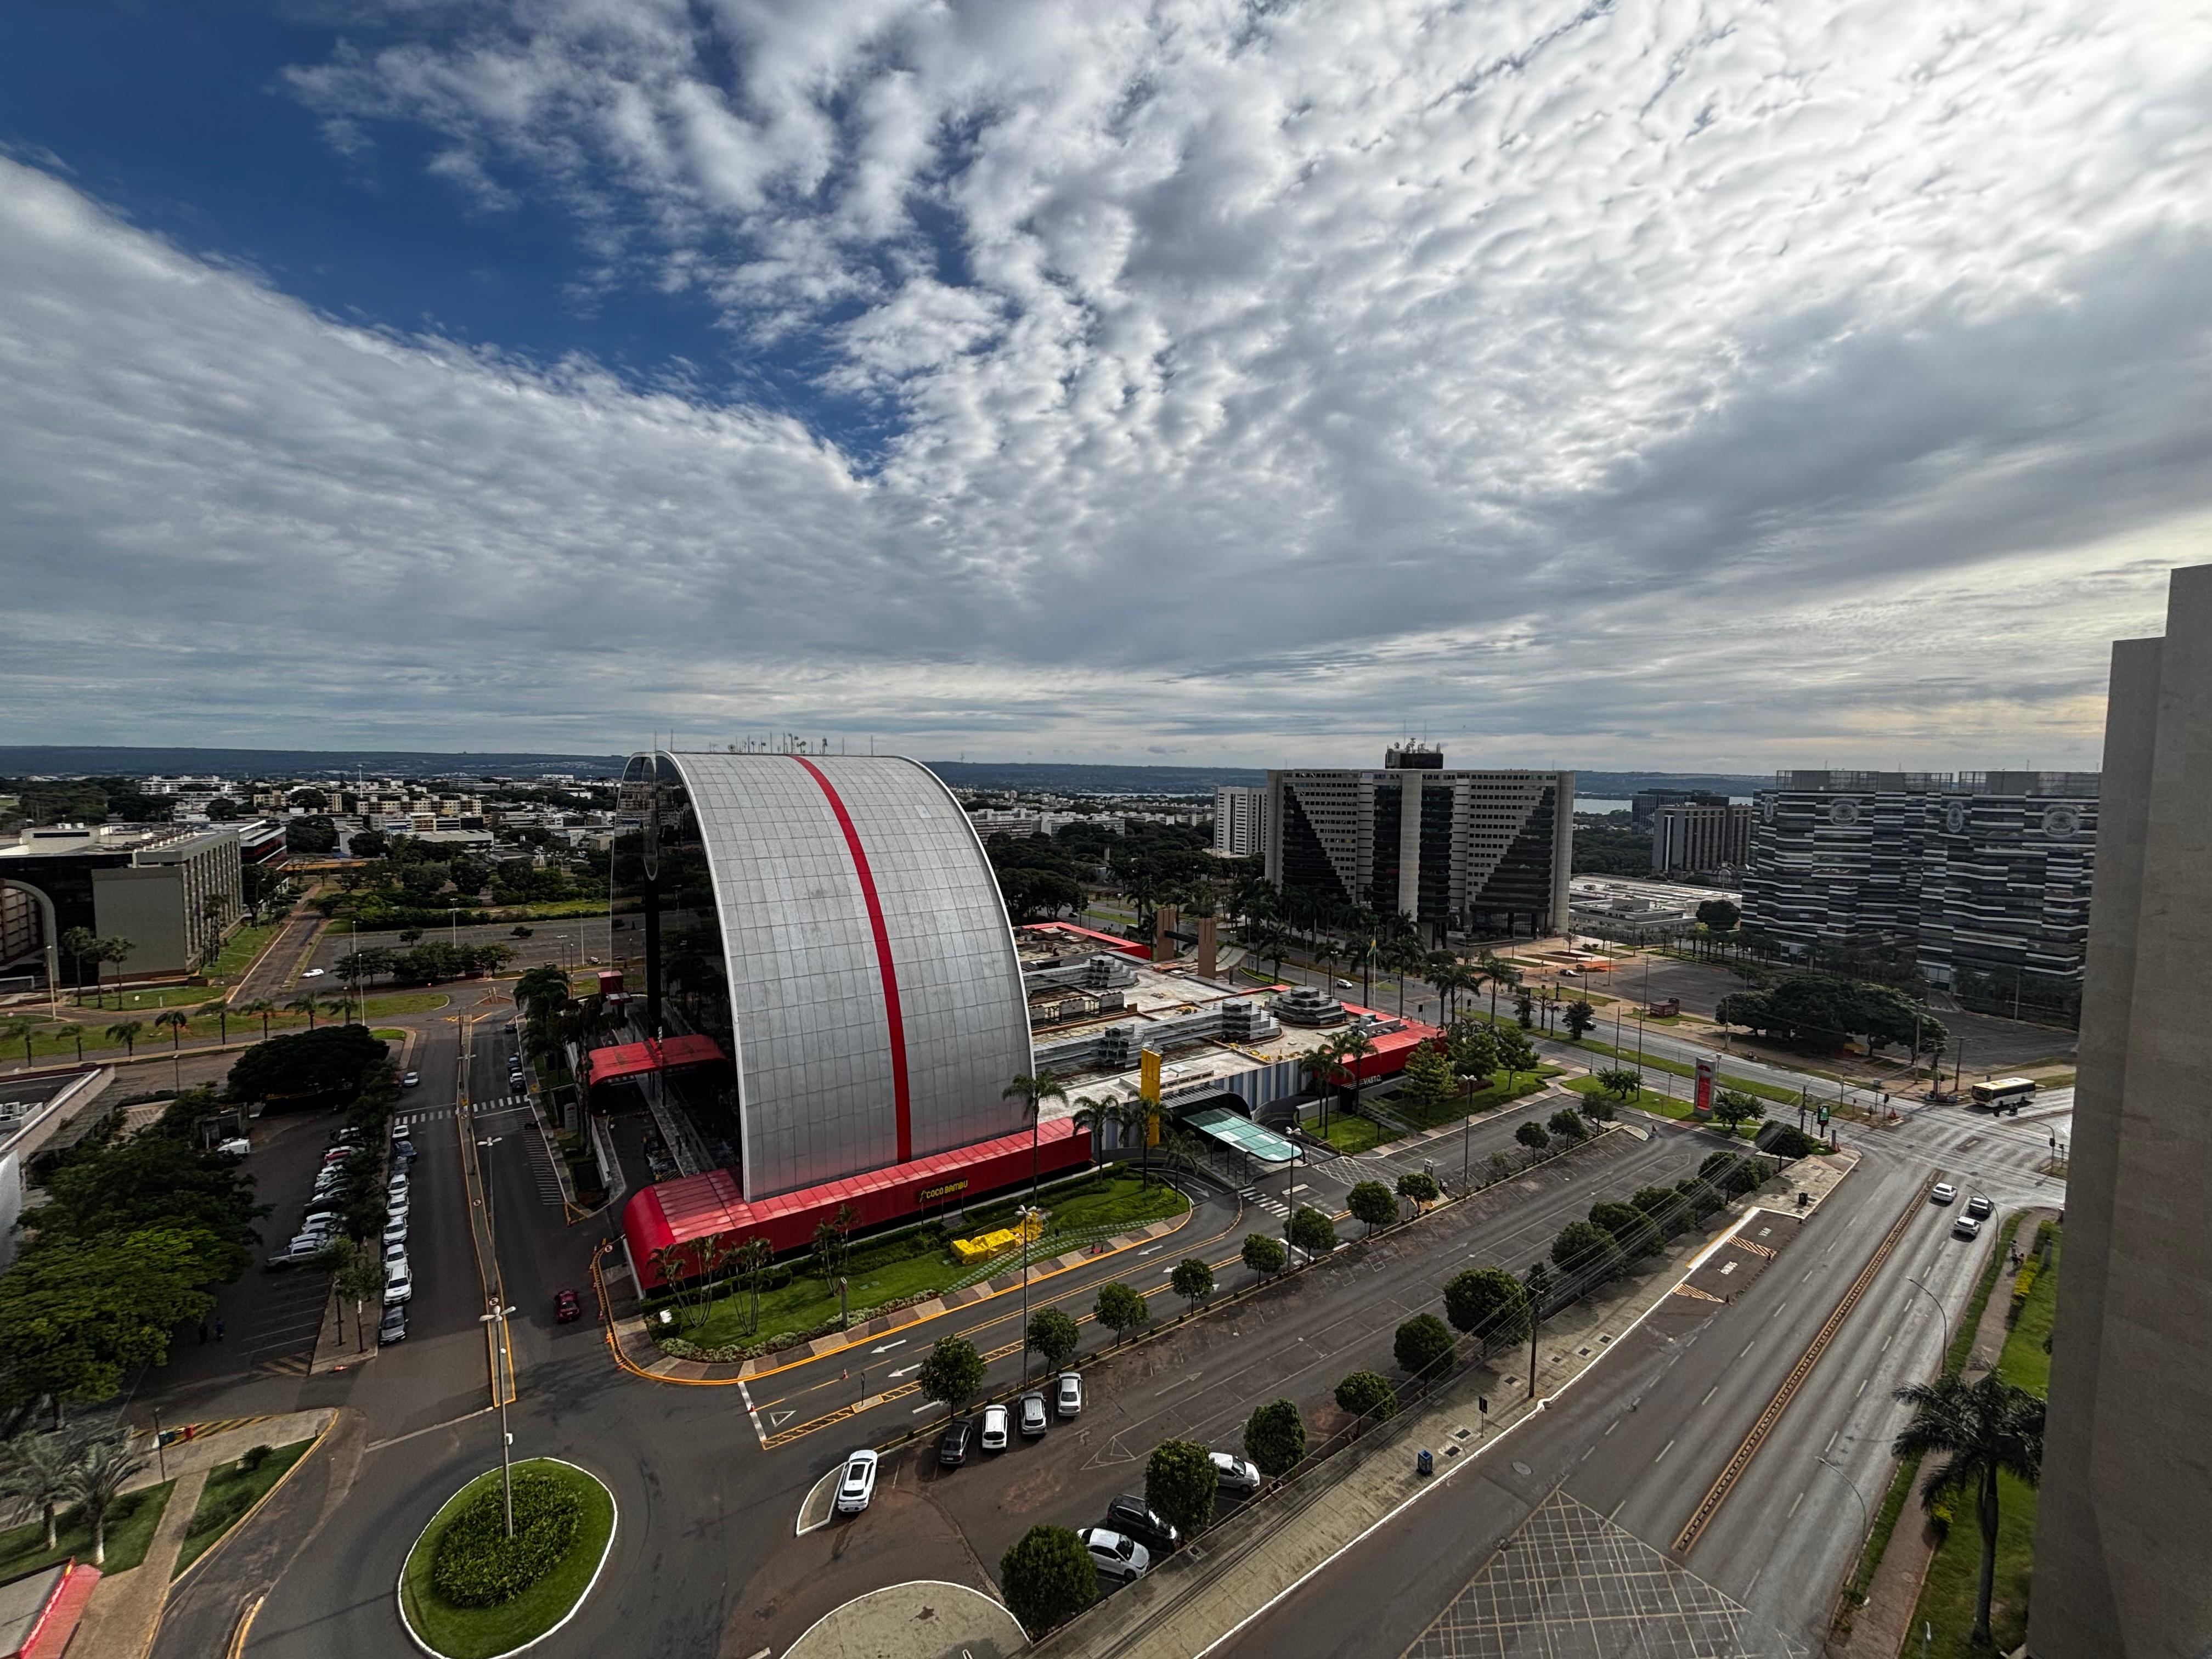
[
  {"x1": 1019, "y1": 1391, "x2": 1049, "y2": 1438},
  {"x1": 1080, "y1": 1527, "x2": 1152, "y2": 1582},
  {"x1": 1056, "y1": 1372, "x2": 1084, "y2": 1418}
]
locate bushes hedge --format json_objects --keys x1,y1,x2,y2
[{"x1": 431, "y1": 1471, "x2": 582, "y2": 1607}]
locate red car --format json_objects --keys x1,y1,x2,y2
[{"x1": 555, "y1": 1289, "x2": 582, "y2": 1324}]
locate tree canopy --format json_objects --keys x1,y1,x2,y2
[
  {"x1": 1000, "y1": 1525, "x2": 1097, "y2": 1637},
  {"x1": 1242, "y1": 1400, "x2": 1307, "y2": 1477},
  {"x1": 915, "y1": 1335, "x2": 986, "y2": 1414},
  {"x1": 1393, "y1": 1313, "x2": 1455, "y2": 1379},
  {"x1": 1443, "y1": 1267, "x2": 1531, "y2": 1346},
  {"x1": 1713, "y1": 972, "x2": 1943, "y2": 1055},
  {"x1": 0, "y1": 1228, "x2": 216, "y2": 1420},
  {"x1": 227, "y1": 1024, "x2": 390, "y2": 1104},
  {"x1": 1145, "y1": 1438, "x2": 1218, "y2": 1536}
]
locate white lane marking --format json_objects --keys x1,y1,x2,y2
[
  {"x1": 871, "y1": 1339, "x2": 908, "y2": 1354},
  {"x1": 1654, "y1": 1438, "x2": 1675, "y2": 1463},
  {"x1": 888, "y1": 1363, "x2": 922, "y2": 1379},
  {"x1": 1788, "y1": 1490, "x2": 1805, "y2": 1519},
  {"x1": 911, "y1": 1402, "x2": 937, "y2": 1414},
  {"x1": 1739, "y1": 1341, "x2": 1756, "y2": 1358},
  {"x1": 1701, "y1": 1386, "x2": 1718, "y2": 1406},
  {"x1": 1604, "y1": 1419, "x2": 1618, "y2": 1435},
  {"x1": 1855, "y1": 1378, "x2": 1868, "y2": 1397}
]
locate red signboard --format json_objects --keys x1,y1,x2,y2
[{"x1": 1694, "y1": 1056, "x2": 1716, "y2": 1115}]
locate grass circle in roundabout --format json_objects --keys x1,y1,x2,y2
[{"x1": 398, "y1": 1459, "x2": 617, "y2": 1659}]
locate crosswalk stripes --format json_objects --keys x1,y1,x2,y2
[
  {"x1": 1237, "y1": 1186, "x2": 1291, "y2": 1218},
  {"x1": 523, "y1": 1130, "x2": 565, "y2": 1207}
]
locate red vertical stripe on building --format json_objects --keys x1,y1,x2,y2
[{"x1": 792, "y1": 757, "x2": 912, "y2": 1164}]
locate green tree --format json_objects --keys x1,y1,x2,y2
[
  {"x1": 1696, "y1": 897, "x2": 1741, "y2": 933},
  {"x1": 1496, "y1": 1027, "x2": 1538, "y2": 1086},
  {"x1": 285, "y1": 816, "x2": 338, "y2": 855},
  {"x1": 1069, "y1": 1096, "x2": 1114, "y2": 1175},
  {"x1": 65, "y1": 1431, "x2": 151, "y2": 1566},
  {"x1": 1709, "y1": 1090, "x2": 1767, "y2": 1135},
  {"x1": 1002, "y1": 1069, "x2": 1069, "y2": 1198},
  {"x1": 1393, "y1": 1312, "x2": 1455, "y2": 1380},
  {"x1": 1026, "y1": 1307, "x2": 1081, "y2": 1372},
  {"x1": 1631, "y1": 1185, "x2": 1691, "y2": 1237},
  {"x1": 1551, "y1": 1219, "x2": 1627, "y2": 1285},
  {"x1": 227, "y1": 1024, "x2": 389, "y2": 1105},
  {"x1": 1241, "y1": 1233, "x2": 1287, "y2": 1278},
  {"x1": 1395, "y1": 1171, "x2": 1441, "y2": 1211},
  {"x1": 1443, "y1": 1266, "x2": 1531, "y2": 1347},
  {"x1": 1577, "y1": 1093, "x2": 1615, "y2": 1124},
  {"x1": 1242, "y1": 1399, "x2": 1307, "y2": 1477},
  {"x1": 104, "y1": 1019, "x2": 145, "y2": 1057},
  {"x1": 1595, "y1": 1066, "x2": 1641, "y2": 1104},
  {"x1": 1447, "y1": 1017, "x2": 1497, "y2": 1088},
  {"x1": 1398, "y1": 1042, "x2": 1458, "y2": 1116},
  {"x1": 1891, "y1": 1373, "x2": 2046, "y2": 1647},
  {"x1": 1564, "y1": 999, "x2": 1596, "y2": 1040},
  {"x1": 1346, "y1": 1180, "x2": 1398, "y2": 1234},
  {"x1": 334, "y1": 1242, "x2": 388, "y2": 1347},
  {"x1": 1286, "y1": 1206, "x2": 1337, "y2": 1255},
  {"x1": 1170, "y1": 1256, "x2": 1215, "y2": 1314},
  {"x1": 1094, "y1": 1282, "x2": 1150, "y2": 1344},
  {"x1": 1333, "y1": 1370, "x2": 1397, "y2": 1422},
  {"x1": 1000, "y1": 1524, "x2": 1098, "y2": 1637},
  {"x1": 732, "y1": 1235, "x2": 773, "y2": 1335},
  {"x1": 915, "y1": 1335, "x2": 988, "y2": 1418},
  {"x1": 60, "y1": 927, "x2": 99, "y2": 1005},
  {"x1": 1547, "y1": 1107, "x2": 1588, "y2": 1142},
  {"x1": 0, "y1": 1431, "x2": 84, "y2": 1551},
  {"x1": 26, "y1": 1134, "x2": 264, "y2": 1280},
  {"x1": 1514, "y1": 1120, "x2": 1549, "y2": 1152},
  {"x1": 1588, "y1": 1200, "x2": 1663, "y2": 1261},
  {"x1": 1144, "y1": 1439, "x2": 1217, "y2": 1537},
  {"x1": 0, "y1": 1229, "x2": 217, "y2": 1425}
]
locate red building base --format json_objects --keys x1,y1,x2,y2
[{"x1": 622, "y1": 1116, "x2": 1092, "y2": 1288}]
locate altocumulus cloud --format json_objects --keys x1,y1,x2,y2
[{"x1": 4, "y1": 0, "x2": 2210, "y2": 764}]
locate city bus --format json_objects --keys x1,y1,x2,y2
[{"x1": 1969, "y1": 1076, "x2": 2038, "y2": 1113}]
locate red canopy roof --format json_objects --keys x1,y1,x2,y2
[
  {"x1": 582, "y1": 1035, "x2": 726, "y2": 1086},
  {"x1": 1021, "y1": 922, "x2": 1152, "y2": 959}
]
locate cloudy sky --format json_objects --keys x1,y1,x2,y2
[{"x1": 3, "y1": 1, "x2": 2207, "y2": 770}]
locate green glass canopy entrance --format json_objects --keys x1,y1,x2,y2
[{"x1": 1184, "y1": 1105, "x2": 1303, "y2": 1167}]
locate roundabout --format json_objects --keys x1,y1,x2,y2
[{"x1": 397, "y1": 1458, "x2": 617, "y2": 1659}]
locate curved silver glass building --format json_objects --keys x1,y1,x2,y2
[{"x1": 612, "y1": 752, "x2": 1034, "y2": 1201}]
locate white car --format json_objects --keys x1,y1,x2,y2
[
  {"x1": 216, "y1": 1138, "x2": 251, "y2": 1159},
  {"x1": 1210, "y1": 1452, "x2": 1262, "y2": 1494},
  {"x1": 301, "y1": 967, "x2": 325, "y2": 979},
  {"x1": 383, "y1": 1261, "x2": 414, "y2": 1304},
  {"x1": 383, "y1": 1241, "x2": 408, "y2": 1265},
  {"x1": 833, "y1": 1449, "x2": 879, "y2": 1514},
  {"x1": 1080, "y1": 1527, "x2": 1152, "y2": 1582},
  {"x1": 1333, "y1": 978, "x2": 1355, "y2": 990},
  {"x1": 980, "y1": 1403, "x2": 1010, "y2": 1451},
  {"x1": 1930, "y1": 1182, "x2": 1958, "y2": 1206},
  {"x1": 382, "y1": 1216, "x2": 408, "y2": 1246},
  {"x1": 1056, "y1": 1372, "x2": 1084, "y2": 1418}
]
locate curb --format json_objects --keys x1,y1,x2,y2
[
  {"x1": 165, "y1": 1413, "x2": 338, "y2": 1597},
  {"x1": 394, "y1": 1458, "x2": 618, "y2": 1659},
  {"x1": 783, "y1": 1580, "x2": 1023, "y2": 1659}
]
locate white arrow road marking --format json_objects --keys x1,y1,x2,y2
[
  {"x1": 889, "y1": 1363, "x2": 922, "y2": 1379},
  {"x1": 872, "y1": 1338, "x2": 908, "y2": 1354}
]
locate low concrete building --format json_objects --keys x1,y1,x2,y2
[
  {"x1": 2030, "y1": 564, "x2": 2212, "y2": 1659},
  {"x1": 0, "y1": 822, "x2": 242, "y2": 987}
]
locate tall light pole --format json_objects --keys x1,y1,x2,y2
[
  {"x1": 1903, "y1": 1277, "x2": 1953, "y2": 1361},
  {"x1": 1815, "y1": 1453, "x2": 1871, "y2": 1559},
  {"x1": 479, "y1": 1301, "x2": 518, "y2": 1535},
  {"x1": 1015, "y1": 1205, "x2": 1041, "y2": 1380}
]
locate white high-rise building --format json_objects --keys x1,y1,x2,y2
[{"x1": 1213, "y1": 786, "x2": 1268, "y2": 858}]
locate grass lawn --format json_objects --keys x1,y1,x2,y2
[
  {"x1": 363, "y1": 991, "x2": 452, "y2": 1017},
  {"x1": 173, "y1": 1439, "x2": 312, "y2": 1576},
  {"x1": 677, "y1": 1172, "x2": 1190, "y2": 1348},
  {"x1": 0, "y1": 1480, "x2": 176, "y2": 1582},
  {"x1": 1904, "y1": 1224, "x2": 2060, "y2": 1656},
  {"x1": 506, "y1": 900, "x2": 612, "y2": 920},
  {"x1": 371, "y1": 1027, "x2": 409, "y2": 1041},
  {"x1": 400, "y1": 1461, "x2": 614, "y2": 1659},
  {"x1": 1322, "y1": 1112, "x2": 1392, "y2": 1154},
  {"x1": 99, "y1": 984, "x2": 228, "y2": 1012},
  {"x1": 206, "y1": 919, "x2": 287, "y2": 981},
  {"x1": 1564, "y1": 1038, "x2": 1807, "y2": 1107},
  {"x1": 1565, "y1": 1075, "x2": 1690, "y2": 1119},
  {"x1": 1392, "y1": 1067, "x2": 1560, "y2": 1131}
]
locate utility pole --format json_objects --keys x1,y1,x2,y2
[{"x1": 1525, "y1": 1262, "x2": 1550, "y2": 1399}]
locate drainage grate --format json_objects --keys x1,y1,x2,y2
[{"x1": 1452, "y1": 1428, "x2": 1472, "y2": 1441}]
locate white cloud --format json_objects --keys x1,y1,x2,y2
[{"x1": 4, "y1": 0, "x2": 2212, "y2": 765}]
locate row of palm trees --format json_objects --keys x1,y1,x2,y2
[
  {"x1": 92, "y1": 994, "x2": 349, "y2": 1058},
  {"x1": 0, "y1": 1426, "x2": 150, "y2": 1566}
]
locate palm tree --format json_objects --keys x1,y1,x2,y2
[
  {"x1": 208, "y1": 1000, "x2": 230, "y2": 1045},
  {"x1": 1335, "y1": 1028, "x2": 1378, "y2": 1121},
  {"x1": 1891, "y1": 1373, "x2": 2045, "y2": 1646},
  {"x1": 60, "y1": 927, "x2": 98, "y2": 1007},
  {"x1": 66, "y1": 1432, "x2": 151, "y2": 1567},
  {"x1": 732, "y1": 1235, "x2": 772, "y2": 1335},
  {"x1": 0, "y1": 1431, "x2": 84, "y2": 1551},
  {"x1": 241, "y1": 998, "x2": 276, "y2": 1040},
  {"x1": 648, "y1": 1245, "x2": 688, "y2": 1318},
  {"x1": 1480, "y1": 952, "x2": 1519, "y2": 1022},
  {"x1": 104, "y1": 1019, "x2": 145, "y2": 1057},
  {"x1": 286, "y1": 994, "x2": 318, "y2": 1031},
  {"x1": 1002, "y1": 1069, "x2": 1069, "y2": 1198},
  {"x1": 1069, "y1": 1097, "x2": 1113, "y2": 1176}
]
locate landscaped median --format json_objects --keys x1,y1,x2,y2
[{"x1": 398, "y1": 1459, "x2": 617, "y2": 1659}]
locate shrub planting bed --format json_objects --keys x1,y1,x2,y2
[{"x1": 400, "y1": 1460, "x2": 615, "y2": 1659}]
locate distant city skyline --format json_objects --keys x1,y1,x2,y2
[{"x1": 4, "y1": 4, "x2": 2205, "y2": 766}]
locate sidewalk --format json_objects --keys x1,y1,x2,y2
[
  {"x1": 1033, "y1": 1161, "x2": 1847, "y2": 1659},
  {"x1": 70, "y1": 1410, "x2": 336, "y2": 1659},
  {"x1": 784, "y1": 1581, "x2": 1025, "y2": 1659},
  {"x1": 603, "y1": 1211, "x2": 1195, "y2": 1386}
]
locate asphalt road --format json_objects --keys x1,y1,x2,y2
[{"x1": 1209, "y1": 1130, "x2": 2020, "y2": 1657}]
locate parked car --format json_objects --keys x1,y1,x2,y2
[
  {"x1": 1104, "y1": 1497, "x2": 1178, "y2": 1556},
  {"x1": 216, "y1": 1137, "x2": 251, "y2": 1159},
  {"x1": 1080, "y1": 1528, "x2": 1152, "y2": 1582},
  {"x1": 833, "y1": 1449, "x2": 879, "y2": 1514},
  {"x1": 1210, "y1": 1452, "x2": 1263, "y2": 1494},
  {"x1": 391, "y1": 1122, "x2": 409, "y2": 1141},
  {"x1": 555, "y1": 1289, "x2": 582, "y2": 1324},
  {"x1": 265, "y1": 1245, "x2": 318, "y2": 1272},
  {"x1": 383, "y1": 1242, "x2": 408, "y2": 1265},
  {"x1": 1019, "y1": 1392, "x2": 1049, "y2": 1438},
  {"x1": 980, "y1": 1403, "x2": 1010, "y2": 1451},
  {"x1": 301, "y1": 967, "x2": 325, "y2": 979},
  {"x1": 331, "y1": 1127, "x2": 363, "y2": 1146},
  {"x1": 379, "y1": 1305, "x2": 409, "y2": 1344},
  {"x1": 1965, "y1": 1194, "x2": 1994, "y2": 1220},
  {"x1": 1056, "y1": 1372, "x2": 1084, "y2": 1418},
  {"x1": 392, "y1": 1139, "x2": 416, "y2": 1160},
  {"x1": 938, "y1": 1418, "x2": 973, "y2": 1466},
  {"x1": 384, "y1": 1261, "x2": 414, "y2": 1304},
  {"x1": 1953, "y1": 1215, "x2": 1983, "y2": 1242},
  {"x1": 1929, "y1": 1182, "x2": 1958, "y2": 1205},
  {"x1": 401, "y1": 1070, "x2": 420, "y2": 1088},
  {"x1": 387, "y1": 1173, "x2": 411, "y2": 1196},
  {"x1": 383, "y1": 1216, "x2": 408, "y2": 1246}
]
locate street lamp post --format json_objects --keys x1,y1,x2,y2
[
  {"x1": 1015, "y1": 1206, "x2": 1040, "y2": 1379},
  {"x1": 1903, "y1": 1278, "x2": 1953, "y2": 1360},
  {"x1": 478, "y1": 1301, "x2": 519, "y2": 1536},
  {"x1": 1815, "y1": 1453, "x2": 1871, "y2": 1556}
]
